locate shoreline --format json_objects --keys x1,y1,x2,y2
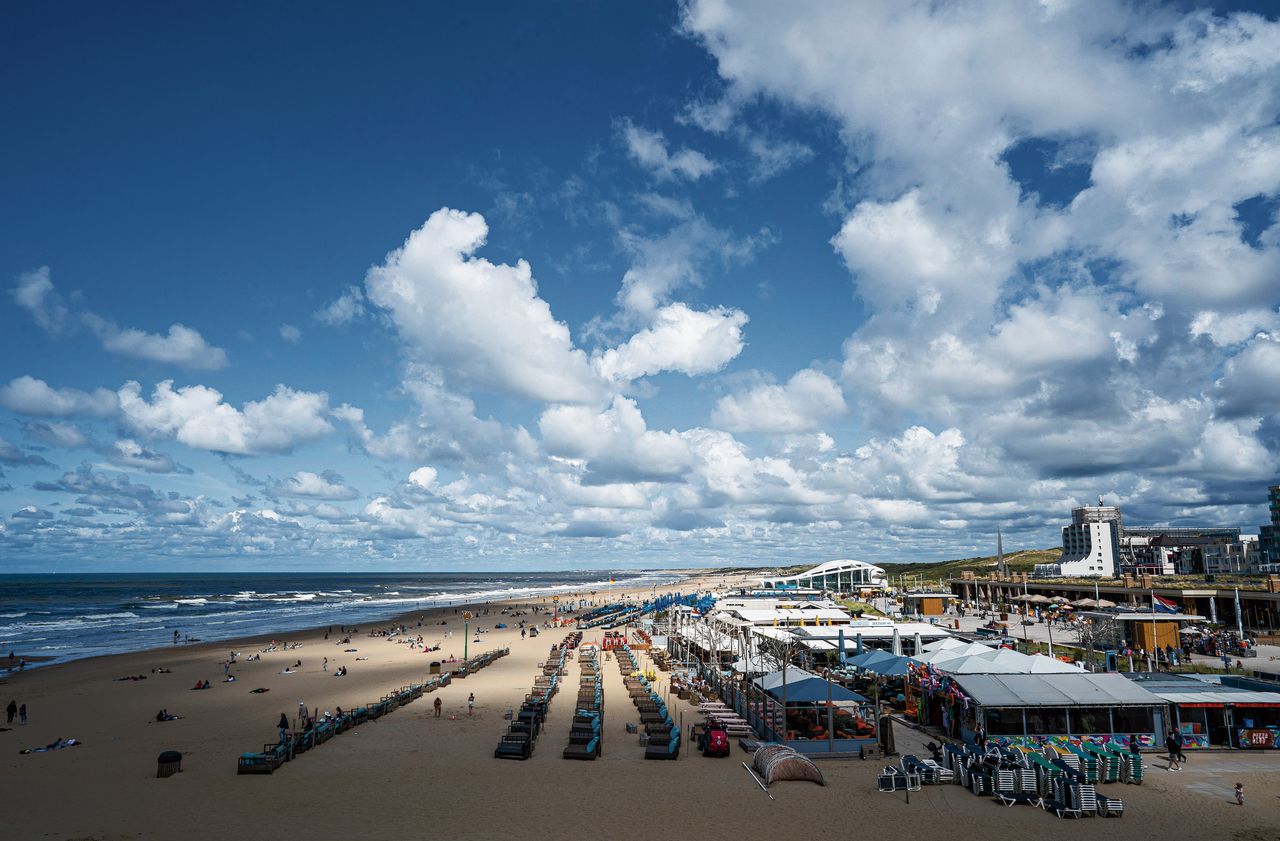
[
  {"x1": 0, "y1": 569, "x2": 701, "y2": 673},
  {"x1": 0, "y1": 572, "x2": 699, "y2": 682}
]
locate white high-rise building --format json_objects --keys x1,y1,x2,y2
[{"x1": 1034, "y1": 498, "x2": 1121, "y2": 578}]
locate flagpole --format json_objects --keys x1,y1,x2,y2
[{"x1": 1150, "y1": 588, "x2": 1159, "y2": 669}]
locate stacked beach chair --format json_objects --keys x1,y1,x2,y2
[
  {"x1": 495, "y1": 638, "x2": 572, "y2": 760},
  {"x1": 237, "y1": 672, "x2": 464, "y2": 774},
  {"x1": 617, "y1": 645, "x2": 679, "y2": 759},
  {"x1": 564, "y1": 643, "x2": 603, "y2": 759},
  {"x1": 925, "y1": 737, "x2": 1127, "y2": 819}
]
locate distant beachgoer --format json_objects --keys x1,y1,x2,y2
[
  {"x1": 278, "y1": 712, "x2": 289, "y2": 742},
  {"x1": 19, "y1": 703, "x2": 27, "y2": 725},
  {"x1": 323, "y1": 657, "x2": 328, "y2": 672},
  {"x1": 434, "y1": 696, "x2": 442, "y2": 717},
  {"x1": 6, "y1": 700, "x2": 15, "y2": 724},
  {"x1": 1234, "y1": 782, "x2": 1244, "y2": 806},
  {"x1": 467, "y1": 693, "x2": 475, "y2": 716}
]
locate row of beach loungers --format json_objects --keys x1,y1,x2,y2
[
  {"x1": 238, "y1": 648, "x2": 509, "y2": 775},
  {"x1": 880, "y1": 738, "x2": 1137, "y2": 818},
  {"x1": 563, "y1": 643, "x2": 602, "y2": 760},
  {"x1": 617, "y1": 645, "x2": 680, "y2": 760},
  {"x1": 494, "y1": 633, "x2": 580, "y2": 759}
]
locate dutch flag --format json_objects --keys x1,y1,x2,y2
[{"x1": 1152, "y1": 594, "x2": 1179, "y2": 614}]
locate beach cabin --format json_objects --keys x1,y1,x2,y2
[
  {"x1": 902, "y1": 592, "x2": 956, "y2": 617},
  {"x1": 945, "y1": 672, "x2": 1167, "y2": 750}
]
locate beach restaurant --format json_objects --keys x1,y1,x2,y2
[
  {"x1": 1123, "y1": 672, "x2": 1280, "y2": 749},
  {"x1": 924, "y1": 672, "x2": 1168, "y2": 749}
]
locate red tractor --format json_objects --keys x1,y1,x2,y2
[{"x1": 702, "y1": 723, "x2": 730, "y2": 758}]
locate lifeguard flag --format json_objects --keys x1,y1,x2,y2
[{"x1": 1152, "y1": 595, "x2": 1179, "y2": 614}]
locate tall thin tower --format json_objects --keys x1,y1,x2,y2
[{"x1": 996, "y1": 527, "x2": 1007, "y2": 577}]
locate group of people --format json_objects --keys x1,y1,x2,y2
[{"x1": 6, "y1": 699, "x2": 27, "y2": 725}]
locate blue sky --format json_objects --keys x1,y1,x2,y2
[{"x1": 2, "y1": 1, "x2": 1278, "y2": 571}]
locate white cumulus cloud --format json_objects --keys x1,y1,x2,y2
[
  {"x1": 366, "y1": 208, "x2": 607, "y2": 404},
  {"x1": 117, "y1": 380, "x2": 335, "y2": 455},
  {"x1": 712, "y1": 369, "x2": 846, "y2": 434}
]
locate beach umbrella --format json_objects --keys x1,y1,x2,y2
[
  {"x1": 1028, "y1": 595, "x2": 1052, "y2": 604},
  {"x1": 855, "y1": 633, "x2": 864, "y2": 656},
  {"x1": 891, "y1": 626, "x2": 902, "y2": 656},
  {"x1": 1071, "y1": 598, "x2": 1097, "y2": 608},
  {"x1": 838, "y1": 628, "x2": 847, "y2": 667},
  {"x1": 1095, "y1": 598, "x2": 1117, "y2": 608},
  {"x1": 913, "y1": 632, "x2": 923, "y2": 657},
  {"x1": 1050, "y1": 596, "x2": 1069, "y2": 604}
]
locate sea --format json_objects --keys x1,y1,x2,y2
[{"x1": 0, "y1": 570, "x2": 682, "y2": 667}]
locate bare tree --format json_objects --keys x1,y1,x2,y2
[{"x1": 1073, "y1": 615, "x2": 1123, "y2": 669}]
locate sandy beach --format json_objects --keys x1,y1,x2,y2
[{"x1": 2, "y1": 573, "x2": 1278, "y2": 841}]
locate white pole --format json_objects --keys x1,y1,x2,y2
[{"x1": 1235, "y1": 588, "x2": 1245, "y2": 639}]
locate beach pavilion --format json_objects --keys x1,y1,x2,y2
[
  {"x1": 757, "y1": 559, "x2": 887, "y2": 593},
  {"x1": 934, "y1": 672, "x2": 1168, "y2": 749}
]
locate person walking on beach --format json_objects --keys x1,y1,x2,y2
[
  {"x1": 467, "y1": 693, "x2": 475, "y2": 716},
  {"x1": 278, "y1": 713, "x2": 289, "y2": 743},
  {"x1": 323, "y1": 657, "x2": 328, "y2": 673},
  {"x1": 1165, "y1": 730, "x2": 1182, "y2": 771},
  {"x1": 19, "y1": 703, "x2": 26, "y2": 725},
  {"x1": 1234, "y1": 782, "x2": 1244, "y2": 806},
  {"x1": 433, "y1": 696, "x2": 442, "y2": 717},
  {"x1": 6, "y1": 700, "x2": 15, "y2": 724}
]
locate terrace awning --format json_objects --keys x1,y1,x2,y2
[{"x1": 953, "y1": 673, "x2": 1162, "y2": 708}]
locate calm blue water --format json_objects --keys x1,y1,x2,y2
[{"x1": 0, "y1": 571, "x2": 680, "y2": 667}]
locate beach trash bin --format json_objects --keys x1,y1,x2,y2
[
  {"x1": 157, "y1": 750, "x2": 182, "y2": 778},
  {"x1": 429, "y1": 661, "x2": 441, "y2": 675}
]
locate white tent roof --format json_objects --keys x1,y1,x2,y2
[
  {"x1": 918, "y1": 642, "x2": 995, "y2": 664},
  {"x1": 953, "y1": 673, "x2": 1162, "y2": 708},
  {"x1": 926, "y1": 646, "x2": 1083, "y2": 674},
  {"x1": 922, "y1": 637, "x2": 970, "y2": 653}
]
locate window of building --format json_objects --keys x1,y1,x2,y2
[
  {"x1": 1025, "y1": 707, "x2": 1069, "y2": 734},
  {"x1": 1071, "y1": 708, "x2": 1110, "y2": 735},
  {"x1": 984, "y1": 707, "x2": 1024, "y2": 735},
  {"x1": 1111, "y1": 706, "x2": 1154, "y2": 733}
]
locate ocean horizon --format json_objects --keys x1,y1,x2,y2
[{"x1": 0, "y1": 570, "x2": 684, "y2": 667}]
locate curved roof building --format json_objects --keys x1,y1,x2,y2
[{"x1": 758, "y1": 559, "x2": 886, "y2": 591}]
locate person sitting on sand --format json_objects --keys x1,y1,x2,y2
[{"x1": 20, "y1": 737, "x2": 79, "y2": 754}]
